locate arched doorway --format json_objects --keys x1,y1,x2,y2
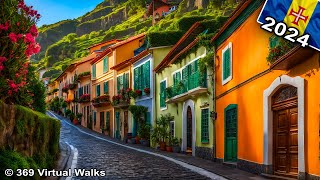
[
  {"x1": 263, "y1": 75, "x2": 305, "y2": 176},
  {"x1": 187, "y1": 106, "x2": 193, "y2": 153},
  {"x1": 182, "y1": 99, "x2": 195, "y2": 156},
  {"x1": 272, "y1": 86, "x2": 298, "y2": 178}
]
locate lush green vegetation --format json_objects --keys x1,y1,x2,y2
[
  {"x1": 0, "y1": 101, "x2": 61, "y2": 179},
  {"x1": 36, "y1": 0, "x2": 238, "y2": 81}
]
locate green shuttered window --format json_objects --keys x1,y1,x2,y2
[
  {"x1": 222, "y1": 42, "x2": 232, "y2": 85},
  {"x1": 133, "y1": 61, "x2": 150, "y2": 93},
  {"x1": 117, "y1": 73, "x2": 129, "y2": 93},
  {"x1": 201, "y1": 109, "x2": 209, "y2": 143},
  {"x1": 96, "y1": 84, "x2": 100, "y2": 97},
  {"x1": 160, "y1": 80, "x2": 166, "y2": 108},
  {"x1": 92, "y1": 64, "x2": 96, "y2": 79},
  {"x1": 103, "y1": 81, "x2": 109, "y2": 94},
  {"x1": 103, "y1": 57, "x2": 108, "y2": 73},
  {"x1": 106, "y1": 111, "x2": 110, "y2": 131}
]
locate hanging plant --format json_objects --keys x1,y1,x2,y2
[
  {"x1": 267, "y1": 39, "x2": 295, "y2": 64},
  {"x1": 198, "y1": 51, "x2": 214, "y2": 74}
]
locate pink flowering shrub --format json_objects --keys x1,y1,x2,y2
[{"x1": 0, "y1": 0, "x2": 41, "y2": 105}]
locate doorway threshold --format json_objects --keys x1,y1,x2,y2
[
  {"x1": 222, "y1": 161, "x2": 237, "y2": 168},
  {"x1": 261, "y1": 173, "x2": 296, "y2": 180}
]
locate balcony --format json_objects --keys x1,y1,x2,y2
[
  {"x1": 166, "y1": 71, "x2": 208, "y2": 103},
  {"x1": 92, "y1": 95, "x2": 111, "y2": 107},
  {"x1": 78, "y1": 72, "x2": 91, "y2": 81}
]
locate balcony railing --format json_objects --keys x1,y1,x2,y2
[{"x1": 169, "y1": 70, "x2": 207, "y2": 98}]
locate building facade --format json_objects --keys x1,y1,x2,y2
[
  {"x1": 211, "y1": 0, "x2": 320, "y2": 179},
  {"x1": 154, "y1": 22, "x2": 214, "y2": 159}
]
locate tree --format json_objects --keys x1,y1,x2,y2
[{"x1": 0, "y1": 0, "x2": 41, "y2": 105}]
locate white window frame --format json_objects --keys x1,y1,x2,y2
[
  {"x1": 201, "y1": 108, "x2": 210, "y2": 143},
  {"x1": 222, "y1": 42, "x2": 233, "y2": 86},
  {"x1": 160, "y1": 78, "x2": 167, "y2": 111}
]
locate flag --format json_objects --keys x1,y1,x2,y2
[{"x1": 258, "y1": 0, "x2": 320, "y2": 51}]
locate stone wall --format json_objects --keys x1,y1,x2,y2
[{"x1": 0, "y1": 101, "x2": 61, "y2": 158}]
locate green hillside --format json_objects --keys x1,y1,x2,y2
[{"x1": 37, "y1": 0, "x2": 238, "y2": 81}]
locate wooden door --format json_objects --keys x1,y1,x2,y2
[
  {"x1": 187, "y1": 106, "x2": 192, "y2": 149},
  {"x1": 225, "y1": 105, "x2": 237, "y2": 162},
  {"x1": 272, "y1": 86, "x2": 298, "y2": 178},
  {"x1": 124, "y1": 111, "x2": 128, "y2": 137},
  {"x1": 274, "y1": 107, "x2": 298, "y2": 177}
]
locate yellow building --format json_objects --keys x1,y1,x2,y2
[{"x1": 90, "y1": 34, "x2": 145, "y2": 137}]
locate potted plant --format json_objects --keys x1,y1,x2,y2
[
  {"x1": 172, "y1": 137, "x2": 181, "y2": 153},
  {"x1": 76, "y1": 113, "x2": 83, "y2": 125},
  {"x1": 166, "y1": 135, "x2": 174, "y2": 152},
  {"x1": 69, "y1": 112, "x2": 75, "y2": 122},
  {"x1": 144, "y1": 87, "x2": 150, "y2": 95},
  {"x1": 138, "y1": 124, "x2": 151, "y2": 146},
  {"x1": 150, "y1": 114, "x2": 173, "y2": 151}
]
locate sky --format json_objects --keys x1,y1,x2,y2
[{"x1": 25, "y1": 0, "x2": 104, "y2": 27}]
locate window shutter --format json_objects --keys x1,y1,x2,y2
[
  {"x1": 160, "y1": 81, "x2": 166, "y2": 108},
  {"x1": 104, "y1": 81, "x2": 109, "y2": 94},
  {"x1": 134, "y1": 68, "x2": 139, "y2": 90},
  {"x1": 92, "y1": 64, "x2": 96, "y2": 79},
  {"x1": 223, "y1": 48, "x2": 231, "y2": 80},
  {"x1": 194, "y1": 60, "x2": 199, "y2": 72},
  {"x1": 182, "y1": 68, "x2": 188, "y2": 80},
  {"x1": 125, "y1": 73, "x2": 129, "y2": 90},
  {"x1": 96, "y1": 84, "x2": 100, "y2": 97},
  {"x1": 226, "y1": 48, "x2": 231, "y2": 79},
  {"x1": 93, "y1": 112, "x2": 96, "y2": 125},
  {"x1": 201, "y1": 109, "x2": 209, "y2": 143},
  {"x1": 117, "y1": 76, "x2": 120, "y2": 93},
  {"x1": 103, "y1": 57, "x2": 108, "y2": 73},
  {"x1": 145, "y1": 61, "x2": 150, "y2": 88}
]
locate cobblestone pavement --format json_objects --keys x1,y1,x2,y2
[{"x1": 56, "y1": 115, "x2": 217, "y2": 180}]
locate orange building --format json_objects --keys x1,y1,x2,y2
[
  {"x1": 90, "y1": 34, "x2": 145, "y2": 138},
  {"x1": 211, "y1": 0, "x2": 320, "y2": 179}
]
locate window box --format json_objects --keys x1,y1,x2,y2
[{"x1": 269, "y1": 45, "x2": 315, "y2": 70}]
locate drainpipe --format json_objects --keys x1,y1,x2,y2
[{"x1": 213, "y1": 47, "x2": 217, "y2": 161}]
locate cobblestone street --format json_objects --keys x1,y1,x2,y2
[{"x1": 54, "y1": 114, "x2": 221, "y2": 180}]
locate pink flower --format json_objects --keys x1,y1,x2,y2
[
  {"x1": 29, "y1": 25, "x2": 38, "y2": 37},
  {"x1": 17, "y1": 34, "x2": 23, "y2": 39},
  {"x1": 0, "y1": 22, "x2": 9, "y2": 31},
  {"x1": 8, "y1": 32, "x2": 17, "y2": 43},
  {"x1": 33, "y1": 43, "x2": 41, "y2": 54},
  {"x1": 8, "y1": 90, "x2": 12, "y2": 96},
  {"x1": 0, "y1": 64, "x2": 4, "y2": 71},
  {"x1": 0, "y1": 57, "x2": 7, "y2": 63},
  {"x1": 24, "y1": 33, "x2": 35, "y2": 44}
]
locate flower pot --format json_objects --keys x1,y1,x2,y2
[
  {"x1": 166, "y1": 146, "x2": 173, "y2": 152},
  {"x1": 72, "y1": 118, "x2": 78, "y2": 125},
  {"x1": 159, "y1": 141, "x2": 166, "y2": 151},
  {"x1": 172, "y1": 146, "x2": 181, "y2": 153},
  {"x1": 135, "y1": 137, "x2": 140, "y2": 144}
]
